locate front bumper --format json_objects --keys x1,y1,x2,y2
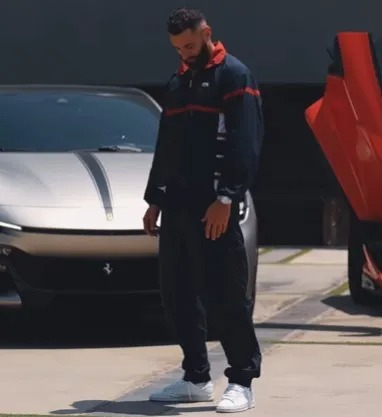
[
  {"x1": 0, "y1": 228, "x2": 161, "y2": 308},
  {"x1": 0, "y1": 227, "x2": 159, "y2": 257}
]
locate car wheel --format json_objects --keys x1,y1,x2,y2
[{"x1": 348, "y1": 212, "x2": 377, "y2": 305}]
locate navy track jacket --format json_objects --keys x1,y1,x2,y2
[{"x1": 144, "y1": 41, "x2": 264, "y2": 209}]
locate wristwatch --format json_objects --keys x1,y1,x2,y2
[{"x1": 217, "y1": 195, "x2": 232, "y2": 205}]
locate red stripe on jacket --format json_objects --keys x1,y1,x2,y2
[
  {"x1": 165, "y1": 104, "x2": 222, "y2": 116},
  {"x1": 223, "y1": 87, "x2": 260, "y2": 101}
]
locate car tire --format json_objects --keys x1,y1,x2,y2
[{"x1": 348, "y1": 211, "x2": 377, "y2": 306}]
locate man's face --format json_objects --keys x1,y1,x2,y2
[{"x1": 169, "y1": 27, "x2": 211, "y2": 69}]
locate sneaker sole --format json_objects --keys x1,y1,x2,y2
[{"x1": 216, "y1": 402, "x2": 254, "y2": 413}]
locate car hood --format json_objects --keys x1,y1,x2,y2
[{"x1": 0, "y1": 152, "x2": 154, "y2": 230}]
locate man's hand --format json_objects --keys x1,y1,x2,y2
[
  {"x1": 143, "y1": 204, "x2": 160, "y2": 236},
  {"x1": 201, "y1": 200, "x2": 231, "y2": 240}
]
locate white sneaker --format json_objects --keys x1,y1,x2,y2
[
  {"x1": 149, "y1": 379, "x2": 214, "y2": 402},
  {"x1": 216, "y1": 384, "x2": 254, "y2": 413}
]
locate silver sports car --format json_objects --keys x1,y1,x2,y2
[{"x1": 0, "y1": 84, "x2": 258, "y2": 313}]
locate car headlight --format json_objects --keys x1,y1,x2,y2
[
  {"x1": 0, "y1": 221, "x2": 22, "y2": 231},
  {"x1": 239, "y1": 196, "x2": 249, "y2": 222}
]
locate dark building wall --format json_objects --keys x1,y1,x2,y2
[
  {"x1": 1, "y1": 0, "x2": 381, "y2": 85},
  {"x1": 252, "y1": 0, "x2": 382, "y2": 83},
  {"x1": 0, "y1": 0, "x2": 255, "y2": 85}
]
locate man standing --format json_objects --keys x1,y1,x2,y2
[{"x1": 143, "y1": 8, "x2": 263, "y2": 413}]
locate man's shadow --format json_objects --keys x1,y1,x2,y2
[
  {"x1": 321, "y1": 293, "x2": 382, "y2": 318},
  {"x1": 51, "y1": 399, "x2": 216, "y2": 416}
]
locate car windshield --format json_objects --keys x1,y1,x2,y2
[{"x1": 0, "y1": 88, "x2": 160, "y2": 152}]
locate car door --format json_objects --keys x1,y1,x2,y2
[{"x1": 305, "y1": 31, "x2": 382, "y2": 222}]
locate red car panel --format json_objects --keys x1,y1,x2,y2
[{"x1": 305, "y1": 32, "x2": 382, "y2": 222}]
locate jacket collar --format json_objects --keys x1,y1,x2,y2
[{"x1": 177, "y1": 41, "x2": 227, "y2": 75}]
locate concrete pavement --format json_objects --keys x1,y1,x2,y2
[
  {"x1": 164, "y1": 295, "x2": 382, "y2": 417},
  {"x1": 233, "y1": 291, "x2": 382, "y2": 417},
  {"x1": 87, "y1": 249, "x2": 381, "y2": 417},
  {"x1": 1, "y1": 248, "x2": 381, "y2": 416}
]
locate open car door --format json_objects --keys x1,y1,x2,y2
[
  {"x1": 305, "y1": 32, "x2": 382, "y2": 305},
  {"x1": 305, "y1": 31, "x2": 382, "y2": 222}
]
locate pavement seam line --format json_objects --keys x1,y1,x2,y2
[
  {"x1": 277, "y1": 248, "x2": 312, "y2": 264},
  {"x1": 258, "y1": 247, "x2": 273, "y2": 256},
  {"x1": 277, "y1": 285, "x2": 349, "y2": 347},
  {"x1": 259, "y1": 278, "x2": 349, "y2": 352},
  {"x1": 326, "y1": 281, "x2": 349, "y2": 296}
]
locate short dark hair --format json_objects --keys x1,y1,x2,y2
[{"x1": 167, "y1": 8, "x2": 205, "y2": 35}]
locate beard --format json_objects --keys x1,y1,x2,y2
[{"x1": 183, "y1": 42, "x2": 210, "y2": 70}]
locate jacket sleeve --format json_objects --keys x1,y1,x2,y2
[
  {"x1": 143, "y1": 110, "x2": 168, "y2": 207},
  {"x1": 217, "y1": 66, "x2": 264, "y2": 202}
]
